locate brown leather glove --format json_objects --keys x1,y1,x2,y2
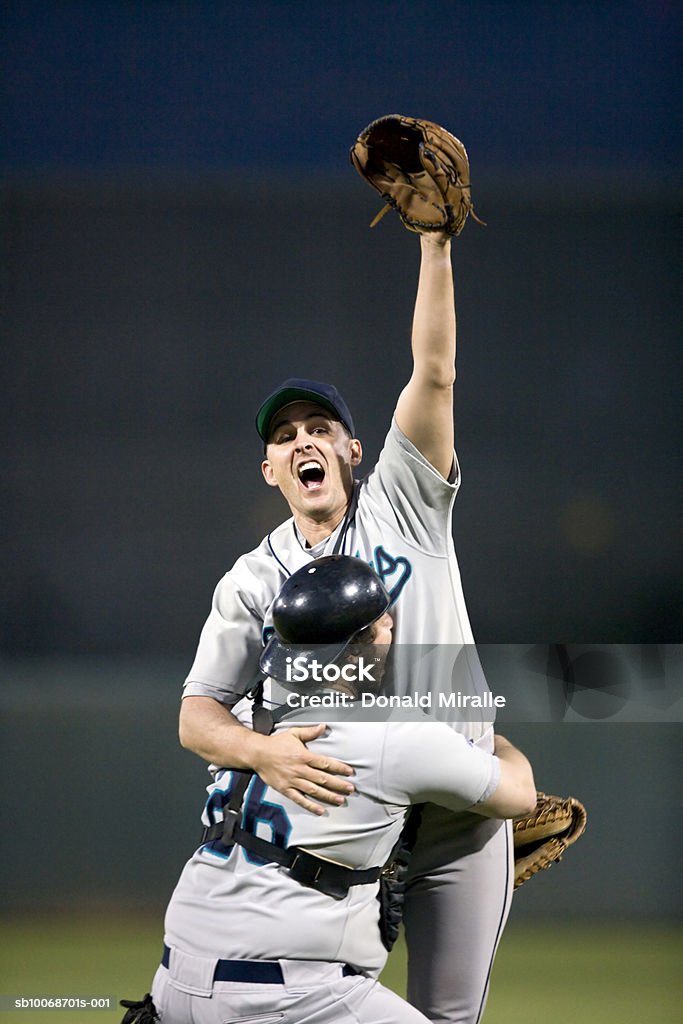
[
  {"x1": 350, "y1": 114, "x2": 483, "y2": 236},
  {"x1": 513, "y1": 791, "x2": 588, "y2": 890}
]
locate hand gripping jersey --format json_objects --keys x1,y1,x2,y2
[
  {"x1": 184, "y1": 419, "x2": 491, "y2": 741},
  {"x1": 163, "y1": 717, "x2": 499, "y2": 975}
]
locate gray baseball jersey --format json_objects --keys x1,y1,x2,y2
[
  {"x1": 164, "y1": 718, "x2": 499, "y2": 975},
  {"x1": 184, "y1": 418, "x2": 488, "y2": 740}
]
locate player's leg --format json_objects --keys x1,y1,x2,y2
[
  {"x1": 403, "y1": 805, "x2": 514, "y2": 1024},
  {"x1": 283, "y1": 974, "x2": 433, "y2": 1023},
  {"x1": 325, "y1": 975, "x2": 433, "y2": 1024}
]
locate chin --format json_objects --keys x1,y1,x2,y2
[
  {"x1": 299, "y1": 482, "x2": 335, "y2": 507},
  {"x1": 302, "y1": 497, "x2": 335, "y2": 519}
]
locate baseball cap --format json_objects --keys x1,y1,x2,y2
[{"x1": 255, "y1": 378, "x2": 356, "y2": 442}]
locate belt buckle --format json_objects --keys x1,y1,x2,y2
[
  {"x1": 290, "y1": 852, "x2": 348, "y2": 901},
  {"x1": 290, "y1": 851, "x2": 323, "y2": 887}
]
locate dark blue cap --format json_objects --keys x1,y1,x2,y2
[{"x1": 256, "y1": 378, "x2": 356, "y2": 442}]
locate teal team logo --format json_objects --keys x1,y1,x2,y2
[{"x1": 359, "y1": 545, "x2": 412, "y2": 606}]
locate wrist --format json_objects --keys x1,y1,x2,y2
[
  {"x1": 245, "y1": 730, "x2": 270, "y2": 774},
  {"x1": 420, "y1": 231, "x2": 452, "y2": 254}
]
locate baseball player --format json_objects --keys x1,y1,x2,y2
[
  {"x1": 146, "y1": 557, "x2": 536, "y2": 1024},
  {"x1": 179, "y1": 230, "x2": 511, "y2": 1024}
]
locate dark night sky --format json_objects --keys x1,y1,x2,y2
[
  {"x1": 3, "y1": 1, "x2": 680, "y2": 175},
  {"x1": 2, "y1": 1, "x2": 681, "y2": 654}
]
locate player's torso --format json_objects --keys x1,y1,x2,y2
[
  {"x1": 230, "y1": 423, "x2": 489, "y2": 735},
  {"x1": 262, "y1": 482, "x2": 473, "y2": 648},
  {"x1": 163, "y1": 722, "x2": 406, "y2": 974},
  {"x1": 261, "y1": 480, "x2": 489, "y2": 738}
]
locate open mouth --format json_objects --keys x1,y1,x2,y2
[{"x1": 297, "y1": 460, "x2": 326, "y2": 491}]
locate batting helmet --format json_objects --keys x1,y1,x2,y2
[{"x1": 259, "y1": 555, "x2": 391, "y2": 685}]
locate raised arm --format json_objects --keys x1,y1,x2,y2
[
  {"x1": 394, "y1": 233, "x2": 456, "y2": 479},
  {"x1": 179, "y1": 696, "x2": 355, "y2": 815}
]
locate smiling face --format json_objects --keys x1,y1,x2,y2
[{"x1": 261, "y1": 401, "x2": 363, "y2": 538}]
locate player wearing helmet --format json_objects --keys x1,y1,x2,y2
[{"x1": 140, "y1": 557, "x2": 535, "y2": 1024}]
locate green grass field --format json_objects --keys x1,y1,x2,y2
[{"x1": 0, "y1": 916, "x2": 680, "y2": 1022}]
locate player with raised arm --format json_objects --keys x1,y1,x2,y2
[{"x1": 178, "y1": 119, "x2": 512, "y2": 1024}]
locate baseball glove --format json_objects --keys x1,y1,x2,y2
[
  {"x1": 513, "y1": 791, "x2": 587, "y2": 890},
  {"x1": 350, "y1": 114, "x2": 484, "y2": 236}
]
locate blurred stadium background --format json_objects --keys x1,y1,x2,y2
[{"x1": 2, "y1": 2, "x2": 681, "y2": 1020}]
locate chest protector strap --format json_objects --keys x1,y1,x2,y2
[{"x1": 199, "y1": 680, "x2": 382, "y2": 900}]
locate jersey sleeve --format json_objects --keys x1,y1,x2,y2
[
  {"x1": 379, "y1": 722, "x2": 499, "y2": 811},
  {"x1": 183, "y1": 549, "x2": 277, "y2": 704},
  {"x1": 361, "y1": 419, "x2": 460, "y2": 554}
]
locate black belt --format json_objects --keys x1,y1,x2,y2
[{"x1": 161, "y1": 945, "x2": 358, "y2": 983}]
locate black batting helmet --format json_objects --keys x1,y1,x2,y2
[{"x1": 259, "y1": 555, "x2": 391, "y2": 685}]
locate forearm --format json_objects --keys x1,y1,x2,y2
[
  {"x1": 477, "y1": 734, "x2": 537, "y2": 819},
  {"x1": 493, "y1": 735, "x2": 537, "y2": 815},
  {"x1": 179, "y1": 695, "x2": 269, "y2": 769},
  {"x1": 494, "y1": 734, "x2": 533, "y2": 774},
  {"x1": 410, "y1": 233, "x2": 456, "y2": 387},
  {"x1": 395, "y1": 234, "x2": 456, "y2": 476}
]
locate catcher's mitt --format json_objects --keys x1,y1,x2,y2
[
  {"x1": 513, "y1": 791, "x2": 587, "y2": 890},
  {"x1": 350, "y1": 114, "x2": 483, "y2": 236}
]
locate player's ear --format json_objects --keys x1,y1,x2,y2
[
  {"x1": 349, "y1": 438, "x2": 363, "y2": 466},
  {"x1": 261, "y1": 459, "x2": 279, "y2": 487}
]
